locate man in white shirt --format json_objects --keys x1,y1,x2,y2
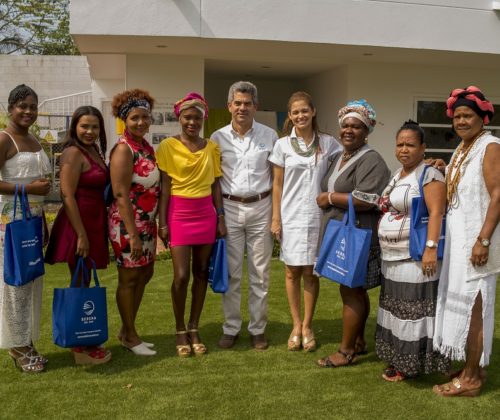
[{"x1": 211, "y1": 81, "x2": 278, "y2": 350}]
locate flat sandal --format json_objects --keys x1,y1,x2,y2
[{"x1": 317, "y1": 349, "x2": 356, "y2": 368}]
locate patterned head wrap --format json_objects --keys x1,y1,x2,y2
[
  {"x1": 338, "y1": 99, "x2": 377, "y2": 133},
  {"x1": 446, "y1": 86, "x2": 494, "y2": 124},
  {"x1": 117, "y1": 98, "x2": 152, "y2": 121},
  {"x1": 174, "y1": 92, "x2": 209, "y2": 120}
]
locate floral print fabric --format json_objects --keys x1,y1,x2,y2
[{"x1": 108, "y1": 132, "x2": 160, "y2": 267}]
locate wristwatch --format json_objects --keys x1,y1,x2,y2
[
  {"x1": 425, "y1": 240, "x2": 438, "y2": 249},
  {"x1": 477, "y1": 236, "x2": 490, "y2": 247}
]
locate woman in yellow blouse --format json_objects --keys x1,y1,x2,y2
[{"x1": 156, "y1": 92, "x2": 226, "y2": 357}]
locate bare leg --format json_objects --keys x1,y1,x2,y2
[
  {"x1": 318, "y1": 285, "x2": 365, "y2": 366},
  {"x1": 116, "y1": 266, "x2": 144, "y2": 347},
  {"x1": 170, "y1": 246, "x2": 191, "y2": 347},
  {"x1": 187, "y1": 244, "x2": 212, "y2": 345},
  {"x1": 302, "y1": 265, "x2": 319, "y2": 338},
  {"x1": 285, "y1": 265, "x2": 303, "y2": 337},
  {"x1": 355, "y1": 291, "x2": 370, "y2": 353},
  {"x1": 460, "y1": 293, "x2": 484, "y2": 386}
]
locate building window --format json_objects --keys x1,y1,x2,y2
[{"x1": 414, "y1": 98, "x2": 500, "y2": 163}]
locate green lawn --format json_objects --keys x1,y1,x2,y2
[{"x1": 2, "y1": 260, "x2": 499, "y2": 419}]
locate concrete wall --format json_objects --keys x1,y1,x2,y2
[
  {"x1": 0, "y1": 55, "x2": 91, "y2": 111},
  {"x1": 71, "y1": 0, "x2": 500, "y2": 54}
]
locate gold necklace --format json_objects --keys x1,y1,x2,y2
[{"x1": 445, "y1": 130, "x2": 485, "y2": 207}]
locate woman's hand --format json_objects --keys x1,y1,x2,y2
[
  {"x1": 470, "y1": 241, "x2": 489, "y2": 267},
  {"x1": 76, "y1": 234, "x2": 90, "y2": 258},
  {"x1": 271, "y1": 218, "x2": 281, "y2": 242},
  {"x1": 217, "y1": 216, "x2": 227, "y2": 237},
  {"x1": 26, "y1": 178, "x2": 51, "y2": 196},
  {"x1": 158, "y1": 226, "x2": 169, "y2": 246},
  {"x1": 129, "y1": 235, "x2": 143, "y2": 261},
  {"x1": 421, "y1": 247, "x2": 438, "y2": 277},
  {"x1": 316, "y1": 192, "x2": 331, "y2": 209}
]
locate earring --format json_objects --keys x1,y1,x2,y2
[{"x1": 364, "y1": 138, "x2": 368, "y2": 143}]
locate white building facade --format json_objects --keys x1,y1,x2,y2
[{"x1": 70, "y1": 0, "x2": 500, "y2": 170}]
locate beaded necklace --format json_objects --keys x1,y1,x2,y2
[{"x1": 445, "y1": 130, "x2": 485, "y2": 207}]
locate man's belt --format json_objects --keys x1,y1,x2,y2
[{"x1": 222, "y1": 190, "x2": 271, "y2": 204}]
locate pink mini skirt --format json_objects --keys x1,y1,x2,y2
[{"x1": 167, "y1": 195, "x2": 216, "y2": 247}]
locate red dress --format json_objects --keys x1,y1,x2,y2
[{"x1": 45, "y1": 147, "x2": 110, "y2": 268}]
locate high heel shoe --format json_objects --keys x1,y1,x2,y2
[
  {"x1": 302, "y1": 333, "x2": 317, "y2": 353},
  {"x1": 72, "y1": 346, "x2": 112, "y2": 365},
  {"x1": 187, "y1": 329, "x2": 207, "y2": 356},
  {"x1": 9, "y1": 347, "x2": 45, "y2": 373},
  {"x1": 122, "y1": 341, "x2": 157, "y2": 356},
  {"x1": 176, "y1": 331, "x2": 192, "y2": 358},
  {"x1": 287, "y1": 333, "x2": 301, "y2": 351},
  {"x1": 118, "y1": 333, "x2": 154, "y2": 349}
]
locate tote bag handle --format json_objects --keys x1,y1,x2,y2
[
  {"x1": 70, "y1": 257, "x2": 101, "y2": 288},
  {"x1": 342, "y1": 194, "x2": 357, "y2": 227},
  {"x1": 12, "y1": 184, "x2": 33, "y2": 221},
  {"x1": 418, "y1": 165, "x2": 431, "y2": 197}
]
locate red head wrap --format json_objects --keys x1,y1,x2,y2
[
  {"x1": 446, "y1": 86, "x2": 494, "y2": 124},
  {"x1": 174, "y1": 92, "x2": 209, "y2": 120}
]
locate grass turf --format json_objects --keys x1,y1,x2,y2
[{"x1": 1, "y1": 260, "x2": 499, "y2": 419}]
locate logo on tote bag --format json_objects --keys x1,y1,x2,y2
[
  {"x1": 335, "y1": 237, "x2": 346, "y2": 260},
  {"x1": 83, "y1": 300, "x2": 95, "y2": 316}
]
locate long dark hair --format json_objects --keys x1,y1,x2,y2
[{"x1": 64, "y1": 106, "x2": 107, "y2": 156}]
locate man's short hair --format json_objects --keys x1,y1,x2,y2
[{"x1": 228, "y1": 81, "x2": 258, "y2": 105}]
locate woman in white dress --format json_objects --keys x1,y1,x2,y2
[
  {"x1": 0, "y1": 85, "x2": 51, "y2": 372},
  {"x1": 433, "y1": 86, "x2": 500, "y2": 397},
  {"x1": 270, "y1": 92, "x2": 340, "y2": 351}
]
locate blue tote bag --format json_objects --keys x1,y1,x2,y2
[
  {"x1": 208, "y1": 238, "x2": 229, "y2": 293},
  {"x1": 409, "y1": 165, "x2": 445, "y2": 261},
  {"x1": 315, "y1": 194, "x2": 372, "y2": 288},
  {"x1": 3, "y1": 184, "x2": 45, "y2": 287},
  {"x1": 52, "y1": 257, "x2": 108, "y2": 348}
]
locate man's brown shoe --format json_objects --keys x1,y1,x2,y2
[
  {"x1": 250, "y1": 334, "x2": 268, "y2": 351},
  {"x1": 218, "y1": 334, "x2": 238, "y2": 349}
]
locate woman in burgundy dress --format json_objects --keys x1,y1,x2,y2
[{"x1": 46, "y1": 106, "x2": 111, "y2": 365}]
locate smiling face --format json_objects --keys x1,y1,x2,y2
[
  {"x1": 452, "y1": 106, "x2": 483, "y2": 143},
  {"x1": 125, "y1": 108, "x2": 151, "y2": 140},
  {"x1": 179, "y1": 107, "x2": 203, "y2": 138},
  {"x1": 339, "y1": 117, "x2": 368, "y2": 152},
  {"x1": 289, "y1": 99, "x2": 316, "y2": 133},
  {"x1": 9, "y1": 95, "x2": 38, "y2": 129},
  {"x1": 228, "y1": 92, "x2": 257, "y2": 127},
  {"x1": 395, "y1": 129, "x2": 425, "y2": 171},
  {"x1": 75, "y1": 114, "x2": 100, "y2": 147}
]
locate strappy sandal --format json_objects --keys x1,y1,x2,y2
[
  {"x1": 187, "y1": 329, "x2": 207, "y2": 356},
  {"x1": 176, "y1": 331, "x2": 192, "y2": 358},
  {"x1": 287, "y1": 333, "x2": 301, "y2": 351},
  {"x1": 433, "y1": 378, "x2": 481, "y2": 397},
  {"x1": 27, "y1": 345, "x2": 48, "y2": 365},
  {"x1": 316, "y1": 349, "x2": 357, "y2": 368},
  {"x1": 9, "y1": 347, "x2": 45, "y2": 373},
  {"x1": 354, "y1": 341, "x2": 368, "y2": 356},
  {"x1": 302, "y1": 334, "x2": 317, "y2": 353}
]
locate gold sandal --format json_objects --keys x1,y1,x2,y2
[
  {"x1": 287, "y1": 333, "x2": 301, "y2": 351},
  {"x1": 302, "y1": 333, "x2": 317, "y2": 353},
  {"x1": 175, "y1": 331, "x2": 192, "y2": 358},
  {"x1": 187, "y1": 329, "x2": 207, "y2": 356}
]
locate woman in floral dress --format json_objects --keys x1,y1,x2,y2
[{"x1": 108, "y1": 89, "x2": 160, "y2": 356}]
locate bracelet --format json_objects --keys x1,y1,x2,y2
[
  {"x1": 328, "y1": 192, "x2": 334, "y2": 207},
  {"x1": 216, "y1": 207, "x2": 225, "y2": 216},
  {"x1": 159, "y1": 226, "x2": 168, "y2": 231}
]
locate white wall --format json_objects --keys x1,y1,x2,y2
[
  {"x1": 0, "y1": 55, "x2": 91, "y2": 111},
  {"x1": 126, "y1": 54, "x2": 204, "y2": 98},
  {"x1": 347, "y1": 62, "x2": 500, "y2": 171},
  {"x1": 72, "y1": 0, "x2": 500, "y2": 55}
]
